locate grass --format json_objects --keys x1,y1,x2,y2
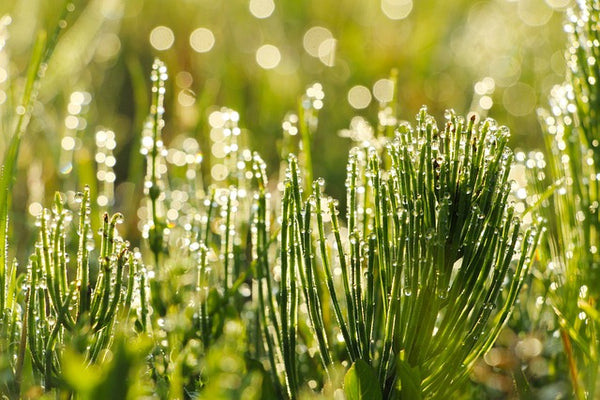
[
  {"x1": 0, "y1": 58, "x2": 541, "y2": 398},
  {"x1": 532, "y1": 1, "x2": 600, "y2": 398},
  {"x1": 0, "y1": 1, "x2": 599, "y2": 399},
  {"x1": 252, "y1": 108, "x2": 541, "y2": 399}
]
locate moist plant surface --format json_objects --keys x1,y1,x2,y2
[{"x1": 0, "y1": 1, "x2": 600, "y2": 400}]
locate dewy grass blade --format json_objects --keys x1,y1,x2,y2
[
  {"x1": 301, "y1": 106, "x2": 539, "y2": 397},
  {"x1": 279, "y1": 180, "x2": 297, "y2": 399},
  {"x1": 301, "y1": 196, "x2": 332, "y2": 369},
  {"x1": 1, "y1": 2, "x2": 77, "y2": 305},
  {"x1": 76, "y1": 187, "x2": 91, "y2": 319},
  {"x1": 313, "y1": 178, "x2": 357, "y2": 361},
  {"x1": 142, "y1": 59, "x2": 169, "y2": 269},
  {"x1": 535, "y1": 1, "x2": 600, "y2": 397}
]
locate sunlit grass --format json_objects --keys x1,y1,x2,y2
[{"x1": 0, "y1": 0, "x2": 599, "y2": 399}]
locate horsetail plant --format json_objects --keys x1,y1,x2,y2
[
  {"x1": 141, "y1": 58, "x2": 169, "y2": 269},
  {"x1": 256, "y1": 108, "x2": 541, "y2": 399},
  {"x1": 0, "y1": 40, "x2": 565, "y2": 397},
  {"x1": 138, "y1": 60, "x2": 268, "y2": 397},
  {"x1": 535, "y1": 1, "x2": 600, "y2": 397},
  {"x1": 0, "y1": 3, "x2": 81, "y2": 396},
  {"x1": 22, "y1": 187, "x2": 142, "y2": 394}
]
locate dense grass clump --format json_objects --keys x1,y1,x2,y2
[
  {"x1": 3, "y1": 1, "x2": 600, "y2": 399},
  {"x1": 532, "y1": 1, "x2": 600, "y2": 398},
  {"x1": 256, "y1": 108, "x2": 540, "y2": 399},
  {"x1": 0, "y1": 55, "x2": 540, "y2": 398}
]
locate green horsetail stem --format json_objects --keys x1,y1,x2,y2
[
  {"x1": 273, "y1": 108, "x2": 540, "y2": 399},
  {"x1": 535, "y1": 1, "x2": 600, "y2": 398},
  {"x1": 24, "y1": 189, "x2": 141, "y2": 392}
]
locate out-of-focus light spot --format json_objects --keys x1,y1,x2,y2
[
  {"x1": 70, "y1": 91, "x2": 91, "y2": 105},
  {"x1": 100, "y1": 0, "x2": 123, "y2": 19},
  {"x1": 211, "y1": 164, "x2": 228, "y2": 181},
  {"x1": 482, "y1": 77, "x2": 495, "y2": 92},
  {"x1": 150, "y1": 26, "x2": 175, "y2": 51},
  {"x1": 475, "y1": 77, "x2": 496, "y2": 96},
  {"x1": 282, "y1": 113, "x2": 299, "y2": 136},
  {"x1": 518, "y1": 0, "x2": 553, "y2": 27},
  {"x1": 212, "y1": 142, "x2": 226, "y2": 158},
  {"x1": 95, "y1": 33, "x2": 121, "y2": 62},
  {"x1": 70, "y1": 92, "x2": 84, "y2": 105},
  {"x1": 61, "y1": 136, "x2": 76, "y2": 151},
  {"x1": 474, "y1": 82, "x2": 487, "y2": 95},
  {"x1": 96, "y1": 130, "x2": 108, "y2": 144},
  {"x1": 503, "y1": 82, "x2": 536, "y2": 117},
  {"x1": 210, "y1": 128, "x2": 224, "y2": 142},
  {"x1": 318, "y1": 38, "x2": 336, "y2": 67},
  {"x1": 65, "y1": 115, "x2": 79, "y2": 130},
  {"x1": 97, "y1": 195, "x2": 109, "y2": 207},
  {"x1": 105, "y1": 155, "x2": 116, "y2": 167},
  {"x1": 483, "y1": 348, "x2": 504, "y2": 367},
  {"x1": 303, "y1": 26, "x2": 333, "y2": 57},
  {"x1": 515, "y1": 337, "x2": 543, "y2": 360},
  {"x1": 167, "y1": 208, "x2": 178, "y2": 220},
  {"x1": 68, "y1": 103, "x2": 81, "y2": 115},
  {"x1": 516, "y1": 187, "x2": 527, "y2": 200},
  {"x1": 347, "y1": 85, "x2": 372, "y2": 109},
  {"x1": 29, "y1": 202, "x2": 43, "y2": 217},
  {"x1": 209, "y1": 110, "x2": 226, "y2": 128},
  {"x1": 0, "y1": 15, "x2": 12, "y2": 27},
  {"x1": 0, "y1": 91, "x2": 6, "y2": 105},
  {"x1": 96, "y1": 129, "x2": 116, "y2": 150},
  {"x1": 529, "y1": 357, "x2": 548, "y2": 379},
  {"x1": 373, "y1": 79, "x2": 394, "y2": 103},
  {"x1": 189, "y1": 27, "x2": 215, "y2": 53},
  {"x1": 381, "y1": 0, "x2": 413, "y2": 20},
  {"x1": 167, "y1": 149, "x2": 186, "y2": 166},
  {"x1": 0, "y1": 67, "x2": 7, "y2": 83},
  {"x1": 59, "y1": 163, "x2": 73, "y2": 175},
  {"x1": 256, "y1": 44, "x2": 281, "y2": 69},
  {"x1": 176, "y1": 71, "x2": 193, "y2": 88},
  {"x1": 479, "y1": 95, "x2": 493, "y2": 110},
  {"x1": 229, "y1": 110, "x2": 240, "y2": 122},
  {"x1": 104, "y1": 171, "x2": 116, "y2": 183},
  {"x1": 249, "y1": 0, "x2": 275, "y2": 19},
  {"x1": 545, "y1": 0, "x2": 569, "y2": 8},
  {"x1": 178, "y1": 89, "x2": 196, "y2": 107}
]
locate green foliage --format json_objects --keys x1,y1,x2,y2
[
  {"x1": 25, "y1": 187, "x2": 142, "y2": 391},
  {"x1": 534, "y1": 1, "x2": 600, "y2": 398},
  {"x1": 2, "y1": 1, "x2": 600, "y2": 399},
  {"x1": 257, "y1": 108, "x2": 540, "y2": 399},
  {"x1": 344, "y1": 359, "x2": 383, "y2": 400},
  {"x1": 198, "y1": 320, "x2": 263, "y2": 400},
  {"x1": 395, "y1": 359, "x2": 422, "y2": 400},
  {"x1": 62, "y1": 333, "x2": 153, "y2": 400}
]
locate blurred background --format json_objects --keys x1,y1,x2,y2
[
  {"x1": 0, "y1": 0, "x2": 569, "y2": 228},
  {"x1": 0, "y1": 0, "x2": 570, "y2": 259},
  {"x1": 0, "y1": 0, "x2": 574, "y2": 397}
]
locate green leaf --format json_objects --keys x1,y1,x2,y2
[
  {"x1": 344, "y1": 359, "x2": 383, "y2": 400},
  {"x1": 511, "y1": 366, "x2": 534, "y2": 400},
  {"x1": 396, "y1": 359, "x2": 422, "y2": 400}
]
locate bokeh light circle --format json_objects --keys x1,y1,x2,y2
[
  {"x1": 150, "y1": 26, "x2": 175, "y2": 51},
  {"x1": 190, "y1": 27, "x2": 215, "y2": 53},
  {"x1": 347, "y1": 85, "x2": 372, "y2": 109},
  {"x1": 256, "y1": 44, "x2": 281, "y2": 69}
]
